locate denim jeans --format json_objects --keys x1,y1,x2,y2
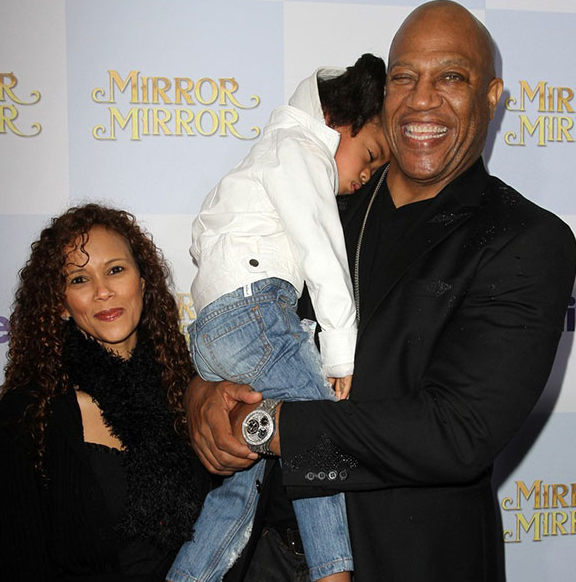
[{"x1": 167, "y1": 278, "x2": 353, "y2": 582}]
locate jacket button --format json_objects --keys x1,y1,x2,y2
[
  {"x1": 249, "y1": 258, "x2": 259, "y2": 267},
  {"x1": 339, "y1": 470, "x2": 348, "y2": 481},
  {"x1": 328, "y1": 470, "x2": 337, "y2": 480},
  {"x1": 317, "y1": 471, "x2": 326, "y2": 480},
  {"x1": 305, "y1": 471, "x2": 315, "y2": 481}
]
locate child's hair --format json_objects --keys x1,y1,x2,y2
[{"x1": 318, "y1": 53, "x2": 386, "y2": 137}]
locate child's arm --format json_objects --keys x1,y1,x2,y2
[{"x1": 263, "y1": 135, "x2": 357, "y2": 378}]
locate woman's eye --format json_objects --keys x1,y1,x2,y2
[
  {"x1": 109, "y1": 265, "x2": 125, "y2": 275},
  {"x1": 69, "y1": 276, "x2": 85, "y2": 285}
]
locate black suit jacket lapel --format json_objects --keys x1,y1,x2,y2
[{"x1": 357, "y1": 159, "x2": 490, "y2": 337}]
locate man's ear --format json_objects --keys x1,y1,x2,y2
[{"x1": 487, "y1": 77, "x2": 504, "y2": 120}]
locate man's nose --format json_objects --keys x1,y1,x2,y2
[{"x1": 408, "y1": 78, "x2": 442, "y2": 110}]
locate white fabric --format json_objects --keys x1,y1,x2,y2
[{"x1": 190, "y1": 67, "x2": 357, "y2": 376}]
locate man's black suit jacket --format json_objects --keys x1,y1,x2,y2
[{"x1": 227, "y1": 159, "x2": 576, "y2": 582}]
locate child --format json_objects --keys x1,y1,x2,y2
[{"x1": 168, "y1": 54, "x2": 388, "y2": 582}]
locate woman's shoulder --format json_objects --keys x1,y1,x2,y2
[
  {"x1": 0, "y1": 388, "x2": 33, "y2": 425},
  {"x1": 0, "y1": 389, "x2": 37, "y2": 460},
  {"x1": 0, "y1": 387, "x2": 72, "y2": 441}
]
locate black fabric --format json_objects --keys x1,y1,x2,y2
[
  {"x1": 232, "y1": 158, "x2": 576, "y2": 582},
  {"x1": 357, "y1": 178, "x2": 433, "y2": 322},
  {"x1": 63, "y1": 324, "x2": 204, "y2": 549},
  {"x1": 0, "y1": 332, "x2": 209, "y2": 581},
  {"x1": 242, "y1": 527, "x2": 310, "y2": 582},
  {"x1": 86, "y1": 443, "x2": 173, "y2": 577},
  {"x1": 85, "y1": 443, "x2": 126, "y2": 527}
]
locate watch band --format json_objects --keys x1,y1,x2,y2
[{"x1": 241, "y1": 398, "x2": 280, "y2": 455}]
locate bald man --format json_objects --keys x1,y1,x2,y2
[{"x1": 186, "y1": 2, "x2": 576, "y2": 581}]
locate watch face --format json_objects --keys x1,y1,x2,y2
[{"x1": 243, "y1": 410, "x2": 273, "y2": 446}]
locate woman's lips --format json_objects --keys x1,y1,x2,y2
[{"x1": 94, "y1": 308, "x2": 124, "y2": 321}]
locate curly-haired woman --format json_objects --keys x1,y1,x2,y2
[{"x1": 0, "y1": 204, "x2": 209, "y2": 581}]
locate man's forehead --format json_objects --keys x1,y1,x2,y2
[
  {"x1": 389, "y1": 54, "x2": 472, "y2": 68},
  {"x1": 389, "y1": 28, "x2": 486, "y2": 72}
]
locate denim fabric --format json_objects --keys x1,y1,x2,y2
[{"x1": 167, "y1": 278, "x2": 353, "y2": 582}]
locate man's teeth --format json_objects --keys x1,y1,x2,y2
[{"x1": 404, "y1": 124, "x2": 448, "y2": 140}]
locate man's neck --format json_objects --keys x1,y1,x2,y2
[{"x1": 386, "y1": 161, "x2": 449, "y2": 208}]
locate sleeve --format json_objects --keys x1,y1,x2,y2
[
  {"x1": 0, "y1": 394, "x2": 52, "y2": 581},
  {"x1": 279, "y1": 217, "x2": 576, "y2": 493},
  {"x1": 261, "y1": 134, "x2": 357, "y2": 377}
]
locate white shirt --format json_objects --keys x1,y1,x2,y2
[{"x1": 190, "y1": 68, "x2": 356, "y2": 377}]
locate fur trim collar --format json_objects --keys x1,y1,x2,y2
[{"x1": 63, "y1": 323, "x2": 205, "y2": 549}]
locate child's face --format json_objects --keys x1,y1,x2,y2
[{"x1": 334, "y1": 118, "x2": 389, "y2": 195}]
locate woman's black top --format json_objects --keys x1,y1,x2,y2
[
  {"x1": 0, "y1": 388, "x2": 179, "y2": 581},
  {"x1": 86, "y1": 443, "x2": 175, "y2": 578}
]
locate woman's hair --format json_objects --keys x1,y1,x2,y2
[
  {"x1": 319, "y1": 53, "x2": 386, "y2": 136},
  {"x1": 2, "y1": 203, "x2": 193, "y2": 468}
]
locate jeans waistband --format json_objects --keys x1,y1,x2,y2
[
  {"x1": 242, "y1": 277, "x2": 296, "y2": 297},
  {"x1": 195, "y1": 277, "x2": 298, "y2": 324}
]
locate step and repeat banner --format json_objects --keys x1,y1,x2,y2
[{"x1": 1, "y1": 0, "x2": 575, "y2": 579}]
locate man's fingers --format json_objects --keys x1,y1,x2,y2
[
  {"x1": 221, "y1": 382, "x2": 263, "y2": 407},
  {"x1": 192, "y1": 442, "x2": 231, "y2": 476},
  {"x1": 184, "y1": 376, "x2": 261, "y2": 474},
  {"x1": 213, "y1": 430, "x2": 258, "y2": 462},
  {"x1": 192, "y1": 428, "x2": 253, "y2": 474}
]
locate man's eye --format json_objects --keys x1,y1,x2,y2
[
  {"x1": 443, "y1": 73, "x2": 464, "y2": 82},
  {"x1": 368, "y1": 149, "x2": 374, "y2": 162},
  {"x1": 390, "y1": 74, "x2": 413, "y2": 84}
]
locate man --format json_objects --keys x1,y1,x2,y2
[{"x1": 187, "y1": 2, "x2": 576, "y2": 580}]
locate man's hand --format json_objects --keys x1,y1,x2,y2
[{"x1": 184, "y1": 375, "x2": 262, "y2": 475}]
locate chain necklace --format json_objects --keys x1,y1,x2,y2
[{"x1": 353, "y1": 165, "x2": 389, "y2": 323}]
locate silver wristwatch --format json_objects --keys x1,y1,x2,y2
[{"x1": 241, "y1": 398, "x2": 280, "y2": 455}]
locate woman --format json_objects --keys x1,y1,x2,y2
[{"x1": 0, "y1": 204, "x2": 209, "y2": 581}]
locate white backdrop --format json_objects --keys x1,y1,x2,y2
[{"x1": 2, "y1": 1, "x2": 576, "y2": 579}]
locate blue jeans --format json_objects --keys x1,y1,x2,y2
[{"x1": 167, "y1": 278, "x2": 353, "y2": 582}]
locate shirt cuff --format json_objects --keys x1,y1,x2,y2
[{"x1": 318, "y1": 326, "x2": 357, "y2": 377}]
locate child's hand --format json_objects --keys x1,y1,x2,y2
[{"x1": 328, "y1": 375, "x2": 352, "y2": 400}]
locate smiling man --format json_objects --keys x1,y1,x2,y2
[{"x1": 186, "y1": 2, "x2": 576, "y2": 581}]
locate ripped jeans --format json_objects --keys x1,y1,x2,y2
[{"x1": 166, "y1": 278, "x2": 353, "y2": 582}]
